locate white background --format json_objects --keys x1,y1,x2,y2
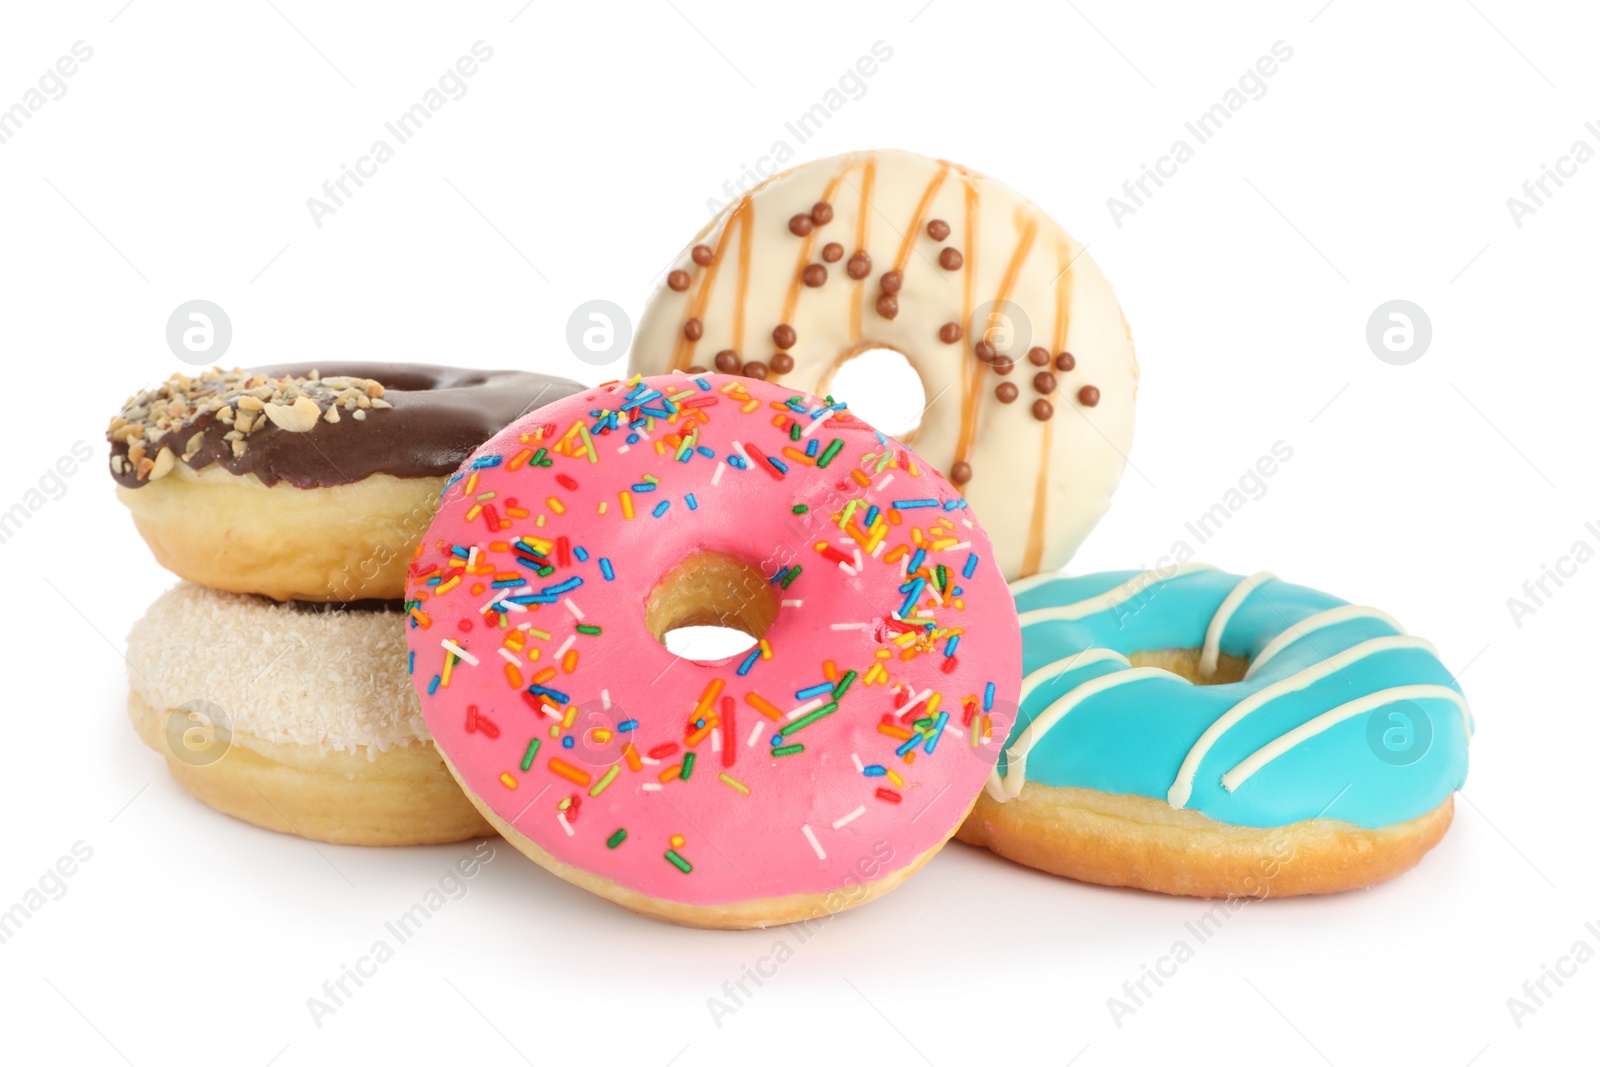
[{"x1": 0, "y1": 1, "x2": 1593, "y2": 1064}]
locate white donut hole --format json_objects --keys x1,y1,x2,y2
[
  {"x1": 662, "y1": 625, "x2": 758, "y2": 662},
  {"x1": 821, "y1": 346, "x2": 927, "y2": 441}
]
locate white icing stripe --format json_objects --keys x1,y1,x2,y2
[
  {"x1": 1243, "y1": 604, "x2": 1405, "y2": 680},
  {"x1": 1019, "y1": 648, "x2": 1131, "y2": 704},
  {"x1": 1221, "y1": 684, "x2": 1470, "y2": 793},
  {"x1": 997, "y1": 668, "x2": 1175, "y2": 800},
  {"x1": 1017, "y1": 563, "x2": 1219, "y2": 627},
  {"x1": 1166, "y1": 635, "x2": 1439, "y2": 809},
  {"x1": 1199, "y1": 571, "x2": 1274, "y2": 678}
]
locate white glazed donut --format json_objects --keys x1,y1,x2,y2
[{"x1": 633, "y1": 148, "x2": 1138, "y2": 580}]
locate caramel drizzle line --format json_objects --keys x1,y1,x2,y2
[
  {"x1": 956, "y1": 202, "x2": 1039, "y2": 472},
  {"x1": 893, "y1": 164, "x2": 950, "y2": 274},
  {"x1": 735, "y1": 198, "x2": 753, "y2": 353},
  {"x1": 1021, "y1": 256, "x2": 1074, "y2": 574},
  {"x1": 670, "y1": 196, "x2": 752, "y2": 371},
  {"x1": 778, "y1": 162, "x2": 855, "y2": 352},
  {"x1": 848, "y1": 155, "x2": 876, "y2": 342},
  {"x1": 952, "y1": 177, "x2": 981, "y2": 475}
]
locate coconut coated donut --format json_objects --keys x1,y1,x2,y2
[
  {"x1": 958, "y1": 566, "x2": 1473, "y2": 897},
  {"x1": 108, "y1": 363, "x2": 584, "y2": 602},
  {"x1": 632, "y1": 148, "x2": 1138, "y2": 581},
  {"x1": 405, "y1": 372, "x2": 1021, "y2": 928},
  {"x1": 125, "y1": 582, "x2": 490, "y2": 846}
]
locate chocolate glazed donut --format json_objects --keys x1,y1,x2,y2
[{"x1": 108, "y1": 363, "x2": 584, "y2": 602}]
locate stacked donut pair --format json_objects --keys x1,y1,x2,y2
[
  {"x1": 111, "y1": 363, "x2": 583, "y2": 844},
  {"x1": 110, "y1": 149, "x2": 1472, "y2": 928}
]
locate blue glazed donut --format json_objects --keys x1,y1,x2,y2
[{"x1": 958, "y1": 564, "x2": 1472, "y2": 896}]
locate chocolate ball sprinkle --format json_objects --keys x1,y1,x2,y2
[
  {"x1": 938, "y1": 247, "x2": 964, "y2": 271},
  {"x1": 993, "y1": 356, "x2": 1015, "y2": 375},
  {"x1": 880, "y1": 270, "x2": 903, "y2": 295},
  {"x1": 1056, "y1": 351, "x2": 1076, "y2": 372},
  {"x1": 821, "y1": 242, "x2": 844, "y2": 263},
  {"x1": 974, "y1": 340, "x2": 997, "y2": 363},
  {"x1": 687, "y1": 365, "x2": 707, "y2": 375},
  {"x1": 875, "y1": 294, "x2": 899, "y2": 319},
  {"x1": 811, "y1": 201, "x2": 833, "y2": 225},
  {"x1": 691, "y1": 245, "x2": 714, "y2": 266},
  {"x1": 773, "y1": 323, "x2": 797, "y2": 349},
  {"x1": 996, "y1": 382, "x2": 1019, "y2": 403},
  {"x1": 714, "y1": 349, "x2": 742, "y2": 373},
  {"x1": 683, "y1": 318, "x2": 703, "y2": 341},
  {"x1": 1027, "y1": 346, "x2": 1051, "y2": 367},
  {"x1": 847, "y1": 252, "x2": 872, "y2": 279},
  {"x1": 938, "y1": 322, "x2": 963, "y2": 344},
  {"x1": 802, "y1": 264, "x2": 827, "y2": 287},
  {"x1": 949, "y1": 460, "x2": 972, "y2": 485},
  {"x1": 770, "y1": 352, "x2": 795, "y2": 374},
  {"x1": 743, "y1": 361, "x2": 770, "y2": 380},
  {"x1": 788, "y1": 214, "x2": 814, "y2": 237},
  {"x1": 1032, "y1": 398, "x2": 1054, "y2": 421},
  {"x1": 667, "y1": 270, "x2": 690, "y2": 292},
  {"x1": 1033, "y1": 371, "x2": 1056, "y2": 394},
  {"x1": 927, "y1": 218, "x2": 951, "y2": 241},
  {"x1": 1078, "y1": 385, "x2": 1100, "y2": 407}
]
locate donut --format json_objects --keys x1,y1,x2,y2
[
  {"x1": 107, "y1": 363, "x2": 584, "y2": 602},
  {"x1": 957, "y1": 565, "x2": 1473, "y2": 897},
  {"x1": 125, "y1": 582, "x2": 490, "y2": 846},
  {"x1": 632, "y1": 148, "x2": 1138, "y2": 581},
  {"x1": 404, "y1": 371, "x2": 1021, "y2": 928}
]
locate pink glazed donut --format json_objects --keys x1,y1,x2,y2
[{"x1": 405, "y1": 372, "x2": 1021, "y2": 928}]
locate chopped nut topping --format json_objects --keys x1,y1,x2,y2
[
  {"x1": 149, "y1": 447, "x2": 176, "y2": 480},
  {"x1": 106, "y1": 365, "x2": 391, "y2": 481},
  {"x1": 261, "y1": 395, "x2": 321, "y2": 433}
]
